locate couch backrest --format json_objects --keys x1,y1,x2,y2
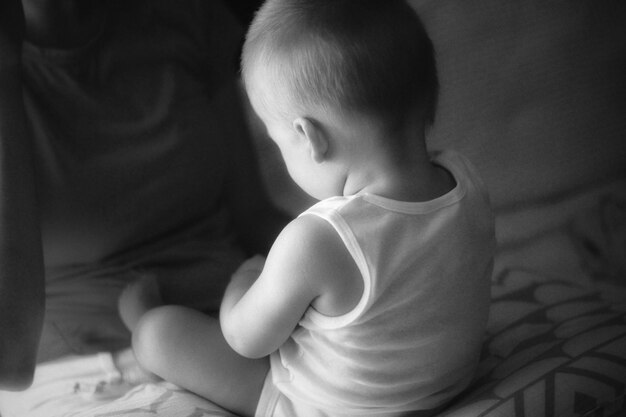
[{"x1": 409, "y1": 0, "x2": 626, "y2": 212}]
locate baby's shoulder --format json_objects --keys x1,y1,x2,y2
[
  {"x1": 275, "y1": 214, "x2": 347, "y2": 261},
  {"x1": 274, "y1": 214, "x2": 362, "y2": 299}
]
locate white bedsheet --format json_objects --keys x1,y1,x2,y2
[{"x1": 0, "y1": 353, "x2": 235, "y2": 417}]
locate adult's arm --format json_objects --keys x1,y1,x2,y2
[{"x1": 0, "y1": 0, "x2": 46, "y2": 391}]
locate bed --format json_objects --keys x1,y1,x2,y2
[{"x1": 1, "y1": 0, "x2": 625, "y2": 415}]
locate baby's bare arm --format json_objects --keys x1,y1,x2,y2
[
  {"x1": 220, "y1": 215, "x2": 362, "y2": 359},
  {"x1": 0, "y1": 0, "x2": 46, "y2": 391}
]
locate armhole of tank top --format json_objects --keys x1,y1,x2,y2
[
  {"x1": 436, "y1": 150, "x2": 490, "y2": 208},
  {"x1": 298, "y1": 208, "x2": 372, "y2": 329}
]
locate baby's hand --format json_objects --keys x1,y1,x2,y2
[
  {"x1": 229, "y1": 255, "x2": 266, "y2": 289},
  {"x1": 236, "y1": 255, "x2": 266, "y2": 275}
]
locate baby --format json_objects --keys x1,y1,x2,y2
[{"x1": 120, "y1": 0, "x2": 495, "y2": 416}]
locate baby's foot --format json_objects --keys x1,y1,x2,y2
[
  {"x1": 112, "y1": 347, "x2": 161, "y2": 386},
  {"x1": 118, "y1": 273, "x2": 162, "y2": 332}
]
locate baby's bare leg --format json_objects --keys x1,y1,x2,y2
[{"x1": 132, "y1": 305, "x2": 269, "y2": 417}]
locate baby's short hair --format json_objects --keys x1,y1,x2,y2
[{"x1": 242, "y1": 0, "x2": 439, "y2": 130}]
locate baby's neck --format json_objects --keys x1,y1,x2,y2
[{"x1": 343, "y1": 133, "x2": 455, "y2": 202}]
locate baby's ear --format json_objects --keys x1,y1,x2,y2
[{"x1": 293, "y1": 117, "x2": 329, "y2": 163}]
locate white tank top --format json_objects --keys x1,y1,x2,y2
[{"x1": 269, "y1": 150, "x2": 495, "y2": 415}]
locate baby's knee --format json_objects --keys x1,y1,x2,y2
[{"x1": 132, "y1": 305, "x2": 187, "y2": 374}]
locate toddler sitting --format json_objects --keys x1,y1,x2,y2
[{"x1": 120, "y1": 1, "x2": 495, "y2": 415}]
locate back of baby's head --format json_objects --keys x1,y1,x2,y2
[{"x1": 242, "y1": 0, "x2": 438, "y2": 130}]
